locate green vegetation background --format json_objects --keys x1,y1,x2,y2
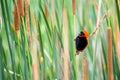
[{"x1": 0, "y1": 0, "x2": 120, "y2": 80}]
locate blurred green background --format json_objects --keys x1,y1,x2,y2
[{"x1": 0, "y1": 0, "x2": 120, "y2": 80}]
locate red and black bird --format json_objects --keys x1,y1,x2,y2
[{"x1": 74, "y1": 30, "x2": 89, "y2": 55}]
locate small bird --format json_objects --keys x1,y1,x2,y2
[{"x1": 74, "y1": 30, "x2": 89, "y2": 55}]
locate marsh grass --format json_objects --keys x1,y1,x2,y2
[{"x1": 0, "y1": 0, "x2": 120, "y2": 80}]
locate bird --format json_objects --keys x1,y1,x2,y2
[{"x1": 74, "y1": 30, "x2": 89, "y2": 55}]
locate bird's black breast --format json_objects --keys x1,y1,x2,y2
[{"x1": 75, "y1": 36, "x2": 88, "y2": 51}]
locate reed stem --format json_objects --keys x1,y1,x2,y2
[
  {"x1": 14, "y1": 2, "x2": 20, "y2": 32},
  {"x1": 82, "y1": 56, "x2": 88, "y2": 80},
  {"x1": 72, "y1": 0, "x2": 76, "y2": 14},
  {"x1": 63, "y1": 8, "x2": 69, "y2": 80},
  {"x1": 107, "y1": 27, "x2": 113, "y2": 80}
]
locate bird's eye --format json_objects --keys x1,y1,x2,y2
[{"x1": 80, "y1": 31, "x2": 85, "y2": 36}]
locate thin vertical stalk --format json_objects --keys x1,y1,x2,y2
[
  {"x1": 82, "y1": 56, "x2": 88, "y2": 80},
  {"x1": 17, "y1": 0, "x2": 24, "y2": 16},
  {"x1": 32, "y1": 63, "x2": 39, "y2": 80},
  {"x1": 113, "y1": 13, "x2": 120, "y2": 64},
  {"x1": 44, "y1": 4, "x2": 49, "y2": 20},
  {"x1": 24, "y1": 0, "x2": 32, "y2": 50},
  {"x1": 63, "y1": 8, "x2": 69, "y2": 80},
  {"x1": 107, "y1": 27, "x2": 113, "y2": 80},
  {"x1": 90, "y1": 0, "x2": 102, "y2": 36},
  {"x1": 72, "y1": 0, "x2": 76, "y2": 14},
  {"x1": 14, "y1": 2, "x2": 20, "y2": 32}
]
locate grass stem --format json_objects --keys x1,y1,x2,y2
[
  {"x1": 82, "y1": 56, "x2": 88, "y2": 80},
  {"x1": 107, "y1": 27, "x2": 113, "y2": 80}
]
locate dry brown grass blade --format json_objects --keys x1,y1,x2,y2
[
  {"x1": 72, "y1": 0, "x2": 76, "y2": 14},
  {"x1": 32, "y1": 63, "x2": 40, "y2": 80},
  {"x1": 118, "y1": 0, "x2": 120, "y2": 10},
  {"x1": 14, "y1": 2, "x2": 20, "y2": 32},
  {"x1": 107, "y1": 27, "x2": 113, "y2": 80},
  {"x1": 24, "y1": 0, "x2": 32, "y2": 50},
  {"x1": 90, "y1": 10, "x2": 110, "y2": 36},
  {"x1": 82, "y1": 57, "x2": 88, "y2": 80},
  {"x1": 17, "y1": 0, "x2": 24, "y2": 16},
  {"x1": 14, "y1": 0, "x2": 24, "y2": 32},
  {"x1": 32, "y1": 33, "x2": 41, "y2": 80},
  {"x1": 90, "y1": 0, "x2": 109, "y2": 37},
  {"x1": 114, "y1": 13, "x2": 120, "y2": 66},
  {"x1": 24, "y1": 0, "x2": 30, "y2": 28},
  {"x1": 24, "y1": 1, "x2": 39, "y2": 80},
  {"x1": 44, "y1": 5, "x2": 49, "y2": 20},
  {"x1": 90, "y1": 0, "x2": 101, "y2": 36},
  {"x1": 63, "y1": 7, "x2": 69, "y2": 80}
]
